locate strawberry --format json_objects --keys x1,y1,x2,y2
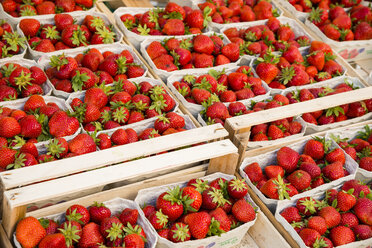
[
  {"x1": 353, "y1": 198, "x2": 372, "y2": 225},
  {"x1": 267, "y1": 125, "x2": 284, "y2": 140},
  {"x1": 147, "y1": 41, "x2": 168, "y2": 60},
  {"x1": 119, "y1": 208, "x2": 138, "y2": 226},
  {"x1": 322, "y1": 161, "x2": 345, "y2": 181},
  {"x1": 352, "y1": 225, "x2": 372, "y2": 240},
  {"x1": 184, "y1": 212, "x2": 211, "y2": 239},
  {"x1": 255, "y1": 55, "x2": 280, "y2": 83},
  {"x1": 232, "y1": 199, "x2": 255, "y2": 223},
  {"x1": 68, "y1": 134, "x2": 96, "y2": 155},
  {"x1": 66, "y1": 204, "x2": 90, "y2": 226},
  {"x1": 202, "y1": 187, "x2": 228, "y2": 209},
  {"x1": 48, "y1": 110, "x2": 79, "y2": 138},
  {"x1": 38, "y1": 218, "x2": 58, "y2": 235},
  {"x1": 148, "y1": 210, "x2": 168, "y2": 230},
  {"x1": 304, "y1": 138, "x2": 326, "y2": 160},
  {"x1": 296, "y1": 197, "x2": 318, "y2": 216},
  {"x1": 299, "y1": 228, "x2": 321, "y2": 247},
  {"x1": 19, "y1": 19, "x2": 40, "y2": 37},
  {"x1": 280, "y1": 206, "x2": 302, "y2": 223},
  {"x1": 0, "y1": 116, "x2": 20, "y2": 138},
  {"x1": 89, "y1": 202, "x2": 111, "y2": 224},
  {"x1": 226, "y1": 179, "x2": 248, "y2": 199},
  {"x1": 221, "y1": 43, "x2": 239, "y2": 62},
  {"x1": 156, "y1": 187, "x2": 184, "y2": 221},
  {"x1": 205, "y1": 102, "x2": 230, "y2": 121},
  {"x1": 193, "y1": 35, "x2": 214, "y2": 55},
  {"x1": 49, "y1": 55, "x2": 78, "y2": 80},
  {"x1": 287, "y1": 170, "x2": 311, "y2": 191},
  {"x1": 330, "y1": 226, "x2": 355, "y2": 246},
  {"x1": 340, "y1": 212, "x2": 359, "y2": 228},
  {"x1": 78, "y1": 222, "x2": 104, "y2": 248},
  {"x1": 38, "y1": 233, "x2": 66, "y2": 248},
  {"x1": 185, "y1": 10, "x2": 205, "y2": 30},
  {"x1": 307, "y1": 216, "x2": 327, "y2": 235},
  {"x1": 264, "y1": 165, "x2": 284, "y2": 179},
  {"x1": 169, "y1": 222, "x2": 191, "y2": 243},
  {"x1": 337, "y1": 189, "x2": 356, "y2": 212},
  {"x1": 193, "y1": 53, "x2": 214, "y2": 68},
  {"x1": 319, "y1": 206, "x2": 341, "y2": 228},
  {"x1": 260, "y1": 176, "x2": 291, "y2": 200},
  {"x1": 299, "y1": 162, "x2": 321, "y2": 179},
  {"x1": 326, "y1": 148, "x2": 346, "y2": 164},
  {"x1": 276, "y1": 147, "x2": 300, "y2": 173},
  {"x1": 100, "y1": 216, "x2": 123, "y2": 242},
  {"x1": 16, "y1": 217, "x2": 46, "y2": 248},
  {"x1": 243, "y1": 162, "x2": 264, "y2": 183},
  {"x1": 354, "y1": 22, "x2": 372, "y2": 40}
]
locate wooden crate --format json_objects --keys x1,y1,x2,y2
[
  {"x1": 234, "y1": 120, "x2": 372, "y2": 248},
  {"x1": 0, "y1": 142, "x2": 292, "y2": 248}
]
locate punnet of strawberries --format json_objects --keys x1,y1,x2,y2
[
  {"x1": 254, "y1": 41, "x2": 344, "y2": 89},
  {"x1": 120, "y1": 2, "x2": 211, "y2": 36},
  {"x1": 0, "y1": 62, "x2": 50, "y2": 101},
  {"x1": 301, "y1": 99, "x2": 371, "y2": 126},
  {"x1": 1, "y1": 0, "x2": 94, "y2": 17},
  {"x1": 137, "y1": 175, "x2": 257, "y2": 243},
  {"x1": 286, "y1": 0, "x2": 363, "y2": 13},
  {"x1": 223, "y1": 17, "x2": 312, "y2": 56},
  {"x1": 19, "y1": 13, "x2": 118, "y2": 53},
  {"x1": 198, "y1": 0, "x2": 280, "y2": 24},
  {"x1": 308, "y1": 4, "x2": 372, "y2": 41},
  {"x1": 278, "y1": 179, "x2": 372, "y2": 247},
  {"x1": 68, "y1": 80, "x2": 177, "y2": 132},
  {"x1": 15, "y1": 200, "x2": 154, "y2": 248},
  {"x1": 0, "y1": 20, "x2": 27, "y2": 59},
  {"x1": 145, "y1": 33, "x2": 240, "y2": 72},
  {"x1": 45, "y1": 48, "x2": 146, "y2": 94},
  {"x1": 171, "y1": 66, "x2": 268, "y2": 106},
  {"x1": 330, "y1": 125, "x2": 372, "y2": 172},
  {"x1": 0, "y1": 111, "x2": 190, "y2": 171},
  {"x1": 242, "y1": 137, "x2": 357, "y2": 201}
]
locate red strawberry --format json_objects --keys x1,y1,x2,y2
[
  {"x1": 227, "y1": 179, "x2": 248, "y2": 199},
  {"x1": 78, "y1": 222, "x2": 104, "y2": 248},
  {"x1": 322, "y1": 161, "x2": 345, "y2": 181},
  {"x1": 299, "y1": 228, "x2": 321, "y2": 247},
  {"x1": 280, "y1": 207, "x2": 302, "y2": 223},
  {"x1": 319, "y1": 206, "x2": 341, "y2": 228},
  {"x1": 304, "y1": 138, "x2": 325, "y2": 160},
  {"x1": 168, "y1": 222, "x2": 191, "y2": 243},
  {"x1": 184, "y1": 212, "x2": 211, "y2": 239},
  {"x1": 276, "y1": 147, "x2": 300, "y2": 173},
  {"x1": 307, "y1": 216, "x2": 327, "y2": 235},
  {"x1": 193, "y1": 35, "x2": 214, "y2": 55},
  {"x1": 232, "y1": 199, "x2": 255, "y2": 223},
  {"x1": 68, "y1": 134, "x2": 96, "y2": 155},
  {"x1": 243, "y1": 162, "x2": 264, "y2": 183},
  {"x1": 330, "y1": 226, "x2": 355, "y2": 246},
  {"x1": 156, "y1": 187, "x2": 184, "y2": 221},
  {"x1": 353, "y1": 198, "x2": 372, "y2": 225},
  {"x1": 89, "y1": 202, "x2": 111, "y2": 224},
  {"x1": 66, "y1": 204, "x2": 90, "y2": 225}
]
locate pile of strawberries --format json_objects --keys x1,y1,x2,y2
[
  {"x1": 224, "y1": 17, "x2": 311, "y2": 56},
  {"x1": 146, "y1": 34, "x2": 240, "y2": 72},
  {"x1": 198, "y1": 0, "x2": 279, "y2": 24},
  {"x1": 0, "y1": 20, "x2": 26, "y2": 59},
  {"x1": 69, "y1": 81, "x2": 176, "y2": 132},
  {"x1": 15, "y1": 202, "x2": 149, "y2": 247},
  {"x1": 302, "y1": 100, "x2": 371, "y2": 126},
  {"x1": 0, "y1": 62, "x2": 48, "y2": 101},
  {"x1": 331, "y1": 125, "x2": 372, "y2": 172},
  {"x1": 20, "y1": 13, "x2": 117, "y2": 53},
  {"x1": 255, "y1": 41, "x2": 343, "y2": 89},
  {"x1": 280, "y1": 179, "x2": 371, "y2": 247},
  {"x1": 309, "y1": 5, "x2": 372, "y2": 41},
  {"x1": 0, "y1": 111, "x2": 188, "y2": 171},
  {"x1": 172, "y1": 66, "x2": 267, "y2": 105},
  {"x1": 120, "y1": 2, "x2": 210, "y2": 36},
  {"x1": 243, "y1": 137, "x2": 352, "y2": 200},
  {"x1": 46, "y1": 48, "x2": 145, "y2": 93},
  {"x1": 288, "y1": 0, "x2": 362, "y2": 13},
  {"x1": 142, "y1": 177, "x2": 256, "y2": 242},
  {"x1": 1, "y1": 0, "x2": 94, "y2": 17}
]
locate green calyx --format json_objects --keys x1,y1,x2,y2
[
  {"x1": 49, "y1": 54, "x2": 69, "y2": 70},
  {"x1": 111, "y1": 106, "x2": 129, "y2": 124},
  {"x1": 43, "y1": 26, "x2": 61, "y2": 40},
  {"x1": 58, "y1": 222, "x2": 81, "y2": 247},
  {"x1": 90, "y1": 16, "x2": 105, "y2": 30},
  {"x1": 105, "y1": 222, "x2": 123, "y2": 241},
  {"x1": 154, "y1": 209, "x2": 168, "y2": 227},
  {"x1": 229, "y1": 179, "x2": 248, "y2": 192},
  {"x1": 20, "y1": 5, "x2": 36, "y2": 16},
  {"x1": 71, "y1": 26, "x2": 88, "y2": 47},
  {"x1": 6, "y1": 152, "x2": 26, "y2": 170},
  {"x1": 171, "y1": 223, "x2": 190, "y2": 242},
  {"x1": 66, "y1": 208, "x2": 84, "y2": 225},
  {"x1": 190, "y1": 179, "x2": 209, "y2": 193},
  {"x1": 150, "y1": 85, "x2": 166, "y2": 97},
  {"x1": 208, "y1": 218, "x2": 225, "y2": 237},
  {"x1": 115, "y1": 56, "x2": 128, "y2": 74},
  {"x1": 356, "y1": 125, "x2": 372, "y2": 141},
  {"x1": 149, "y1": 95, "x2": 167, "y2": 114},
  {"x1": 137, "y1": 24, "x2": 150, "y2": 36},
  {"x1": 123, "y1": 223, "x2": 147, "y2": 242},
  {"x1": 298, "y1": 197, "x2": 319, "y2": 214},
  {"x1": 45, "y1": 138, "x2": 65, "y2": 158},
  {"x1": 207, "y1": 188, "x2": 230, "y2": 207},
  {"x1": 1, "y1": 63, "x2": 18, "y2": 77},
  {"x1": 163, "y1": 186, "x2": 183, "y2": 205},
  {"x1": 14, "y1": 70, "x2": 32, "y2": 91},
  {"x1": 95, "y1": 27, "x2": 116, "y2": 44},
  {"x1": 325, "y1": 106, "x2": 344, "y2": 117},
  {"x1": 71, "y1": 71, "x2": 90, "y2": 92},
  {"x1": 278, "y1": 66, "x2": 295, "y2": 85},
  {"x1": 272, "y1": 175, "x2": 291, "y2": 200},
  {"x1": 3, "y1": 31, "x2": 27, "y2": 51}
]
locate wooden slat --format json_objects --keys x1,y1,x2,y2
[
  {"x1": 226, "y1": 87, "x2": 372, "y2": 131},
  {"x1": 1, "y1": 124, "x2": 226, "y2": 190}
]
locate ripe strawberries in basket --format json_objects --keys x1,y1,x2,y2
[
  {"x1": 68, "y1": 81, "x2": 176, "y2": 132},
  {"x1": 16, "y1": 202, "x2": 150, "y2": 248},
  {"x1": 280, "y1": 179, "x2": 371, "y2": 247},
  {"x1": 2, "y1": 0, "x2": 94, "y2": 17},
  {"x1": 224, "y1": 17, "x2": 311, "y2": 56},
  {"x1": 0, "y1": 20, "x2": 26, "y2": 59},
  {"x1": 330, "y1": 125, "x2": 372, "y2": 172},
  {"x1": 143, "y1": 177, "x2": 256, "y2": 242},
  {"x1": 309, "y1": 5, "x2": 372, "y2": 41},
  {"x1": 45, "y1": 48, "x2": 145, "y2": 93},
  {"x1": 0, "y1": 63, "x2": 48, "y2": 101},
  {"x1": 173, "y1": 66, "x2": 267, "y2": 105},
  {"x1": 120, "y1": 2, "x2": 210, "y2": 36},
  {"x1": 20, "y1": 13, "x2": 116, "y2": 53},
  {"x1": 243, "y1": 137, "x2": 352, "y2": 200},
  {"x1": 288, "y1": 0, "x2": 362, "y2": 13},
  {"x1": 199, "y1": 0, "x2": 280, "y2": 24},
  {"x1": 255, "y1": 41, "x2": 343, "y2": 89},
  {"x1": 146, "y1": 34, "x2": 240, "y2": 72}
]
